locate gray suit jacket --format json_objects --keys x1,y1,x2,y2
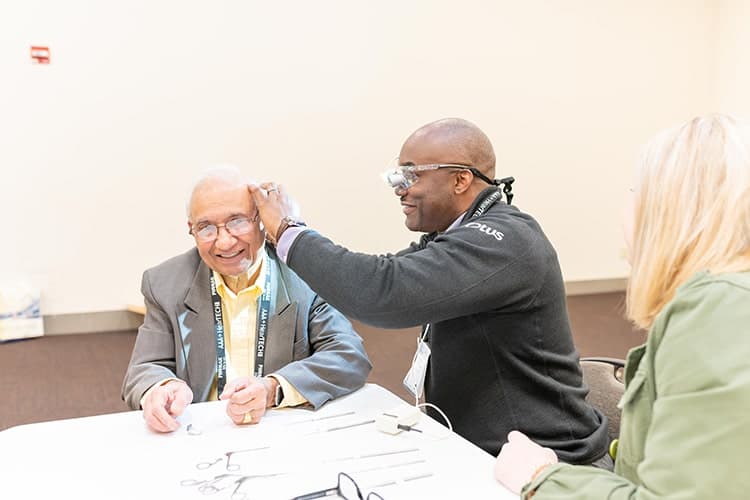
[{"x1": 121, "y1": 247, "x2": 371, "y2": 410}]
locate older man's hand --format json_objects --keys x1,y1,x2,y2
[
  {"x1": 142, "y1": 379, "x2": 193, "y2": 433},
  {"x1": 220, "y1": 376, "x2": 276, "y2": 425}
]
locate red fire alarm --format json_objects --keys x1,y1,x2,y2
[{"x1": 30, "y1": 46, "x2": 51, "y2": 64}]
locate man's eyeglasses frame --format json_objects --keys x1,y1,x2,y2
[
  {"x1": 189, "y1": 210, "x2": 261, "y2": 243},
  {"x1": 382, "y1": 161, "x2": 497, "y2": 191}
]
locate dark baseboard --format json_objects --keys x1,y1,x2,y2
[{"x1": 565, "y1": 278, "x2": 627, "y2": 296}]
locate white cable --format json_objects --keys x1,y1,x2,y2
[{"x1": 416, "y1": 402, "x2": 453, "y2": 432}]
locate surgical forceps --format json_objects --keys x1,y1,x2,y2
[
  {"x1": 196, "y1": 445, "x2": 271, "y2": 472},
  {"x1": 226, "y1": 471, "x2": 288, "y2": 500},
  {"x1": 181, "y1": 471, "x2": 287, "y2": 498}
]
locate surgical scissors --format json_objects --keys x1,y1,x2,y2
[
  {"x1": 195, "y1": 445, "x2": 271, "y2": 472},
  {"x1": 181, "y1": 473, "x2": 240, "y2": 494},
  {"x1": 196, "y1": 457, "x2": 223, "y2": 470}
]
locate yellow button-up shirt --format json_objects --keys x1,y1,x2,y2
[
  {"x1": 141, "y1": 249, "x2": 306, "y2": 408},
  {"x1": 210, "y1": 249, "x2": 305, "y2": 406}
]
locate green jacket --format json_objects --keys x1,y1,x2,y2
[{"x1": 523, "y1": 271, "x2": 750, "y2": 499}]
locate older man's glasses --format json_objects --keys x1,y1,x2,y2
[
  {"x1": 292, "y1": 472, "x2": 384, "y2": 500},
  {"x1": 382, "y1": 160, "x2": 496, "y2": 191},
  {"x1": 189, "y1": 211, "x2": 260, "y2": 243}
]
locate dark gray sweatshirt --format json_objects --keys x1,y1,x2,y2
[{"x1": 286, "y1": 187, "x2": 609, "y2": 463}]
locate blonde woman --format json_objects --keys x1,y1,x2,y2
[{"x1": 494, "y1": 114, "x2": 750, "y2": 499}]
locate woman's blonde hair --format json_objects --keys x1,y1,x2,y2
[{"x1": 627, "y1": 114, "x2": 750, "y2": 328}]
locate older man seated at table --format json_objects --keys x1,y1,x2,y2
[{"x1": 122, "y1": 165, "x2": 371, "y2": 432}]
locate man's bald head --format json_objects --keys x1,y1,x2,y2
[
  {"x1": 403, "y1": 118, "x2": 496, "y2": 177},
  {"x1": 395, "y1": 118, "x2": 500, "y2": 233},
  {"x1": 187, "y1": 165, "x2": 253, "y2": 218}
]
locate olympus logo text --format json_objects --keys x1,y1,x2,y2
[{"x1": 465, "y1": 222, "x2": 504, "y2": 241}]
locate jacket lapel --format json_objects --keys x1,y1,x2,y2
[
  {"x1": 179, "y1": 259, "x2": 216, "y2": 401},
  {"x1": 265, "y1": 253, "x2": 298, "y2": 373}
]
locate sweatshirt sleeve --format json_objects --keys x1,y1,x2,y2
[{"x1": 285, "y1": 213, "x2": 552, "y2": 329}]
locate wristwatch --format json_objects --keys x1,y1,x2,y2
[
  {"x1": 273, "y1": 383, "x2": 284, "y2": 407},
  {"x1": 275, "y1": 215, "x2": 307, "y2": 243}
]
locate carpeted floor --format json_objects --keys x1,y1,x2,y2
[{"x1": 0, "y1": 292, "x2": 644, "y2": 431}]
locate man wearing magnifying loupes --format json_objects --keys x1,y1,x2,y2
[{"x1": 249, "y1": 118, "x2": 610, "y2": 468}]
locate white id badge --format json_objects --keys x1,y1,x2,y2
[{"x1": 403, "y1": 337, "x2": 431, "y2": 399}]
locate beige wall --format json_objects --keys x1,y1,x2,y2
[
  {"x1": 716, "y1": 0, "x2": 750, "y2": 116},
  {"x1": 0, "y1": 1, "x2": 724, "y2": 315}
]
